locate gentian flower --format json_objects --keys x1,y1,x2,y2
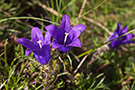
[
  {"x1": 17, "y1": 27, "x2": 51, "y2": 65},
  {"x1": 46, "y1": 15, "x2": 86, "y2": 52},
  {"x1": 109, "y1": 23, "x2": 134, "y2": 48}
]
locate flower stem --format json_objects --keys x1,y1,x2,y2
[{"x1": 45, "y1": 61, "x2": 59, "y2": 90}]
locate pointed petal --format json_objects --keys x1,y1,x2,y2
[
  {"x1": 52, "y1": 40, "x2": 62, "y2": 49},
  {"x1": 121, "y1": 25, "x2": 128, "y2": 34},
  {"x1": 17, "y1": 38, "x2": 35, "y2": 50},
  {"x1": 44, "y1": 31, "x2": 51, "y2": 45},
  {"x1": 109, "y1": 31, "x2": 119, "y2": 41},
  {"x1": 31, "y1": 27, "x2": 44, "y2": 45},
  {"x1": 58, "y1": 46, "x2": 72, "y2": 52},
  {"x1": 45, "y1": 25, "x2": 59, "y2": 39},
  {"x1": 33, "y1": 45, "x2": 51, "y2": 65},
  {"x1": 67, "y1": 39, "x2": 81, "y2": 47},
  {"x1": 122, "y1": 34, "x2": 134, "y2": 43},
  {"x1": 115, "y1": 23, "x2": 121, "y2": 34},
  {"x1": 109, "y1": 40, "x2": 116, "y2": 48},
  {"x1": 25, "y1": 50, "x2": 32, "y2": 56},
  {"x1": 70, "y1": 24, "x2": 86, "y2": 39},
  {"x1": 72, "y1": 24, "x2": 86, "y2": 33},
  {"x1": 60, "y1": 15, "x2": 71, "y2": 32}
]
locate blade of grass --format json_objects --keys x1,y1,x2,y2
[
  {"x1": 56, "y1": 0, "x2": 62, "y2": 22},
  {"x1": 0, "y1": 80, "x2": 7, "y2": 89},
  {"x1": 75, "y1": 0, "x2": 107, "y2": 23},
  {"x1": 0, "y1": 17, "x2": 59, "y2": 25},
  {"x1": 51, "y1": 0, "x2": 55, "y2": 21},
  {"x1": 60, "y1": 0, "x2": 76, "y2": 14},
  {"x1": 67, "y1": 54, "x2": 73, "y2": 69},
  {"x1": 58, "y1": 56, "x2": 66, "y2": 71},
  {"x1": 4, "y1": 39, "x2": 8, "y2": 64}
]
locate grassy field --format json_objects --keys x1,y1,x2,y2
[{"x1": 1, "y1": 0, "x2": 135, "y2": 90}]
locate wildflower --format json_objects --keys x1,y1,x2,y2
[
  {"x1": 17, "y1": 27, "x2": 51, "y2": 65},
  {"x1": 46, "y1": 15, "x2": 86, "y2": 52},
  {"x1": 109, "y1": 23, "x2": 134, "y2": 48}
]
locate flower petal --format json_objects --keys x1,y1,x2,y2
[
  {"x1": 17, "y1": 38, "x2": 36, "y2": 50},
  {"x1": 55, "y1": 31, "x2": 65, "y2": 44},
  {"x1": 45, "y1": 25, "x2": 59, "y2": 39},
  {"x1": 109, "y1": 31, "x2": 119, "y2": 41},
  {"x1": 31, "y1": 27, "x2": 44, "y2": 45},
  {"x1": 122, "y1": 34, "x2": 134, "y2": 43},
  {"x1": 60, "y1": 15, "x2": 71, "y2": 32},
  {"x1": 44, "y1": 31, "x2": 51, "y2": 45},
  {"x1": 52, "y1": 40, "x2": 62, "y2": 49},
  {"x1": 67, "y1": 39, "x2": 81, "y2": 47},
  {"x1": 115, "y1": 23, "x2": 121, "y2": 34},
  {"x1": 25, "y1": 50, "x2": 32, "y2": 56},
  {"x1": 58, "y1": 46, "x2": 72, "y2": 52},
  {"x1": 121, "y1": 25, "x2": 128, "y2": 34},
  {"x1": 33, "y1": 45, "x2": 51, "y2": 64},
  {"x1": 70, "y1": 24, "x2": 86, "y2": 39},
  {"x1": 72, "y1": 24, "x2": 86, "y2": 33}
]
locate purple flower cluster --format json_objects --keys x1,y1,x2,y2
[
  {"x1": 17, "y1": 15, "x2": 135, "y2": 65},
  {"x1": 46, "y1": 15, "x2": 86, "y2": 52},
  {"x1": 17, "y1": 15, "x2": 86, "y2": 65},
  {"x1": 109, "y1": 23, "x2": 134, "y2": 48}
]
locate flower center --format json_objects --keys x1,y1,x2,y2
[
  {"x1": 64, "y1": 32, "x2": 69, "y2": 44},
  {"x1": 37, "y1": 40, "x2": 42, "y2": 48}
]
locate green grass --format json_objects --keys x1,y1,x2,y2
[{"x1": 0, "y1": 0, "x2": 135, "y2": 89}]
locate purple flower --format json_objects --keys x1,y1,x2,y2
[
  {"x1": 109, "y1": 23, "x2": 134, "y2": 48},
  {"x1": 17, "y1": 27, "x2": 51, "y2": 65},
  {"x1": 46, "y1": 15, "x2": 86, "y2": 52}
]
